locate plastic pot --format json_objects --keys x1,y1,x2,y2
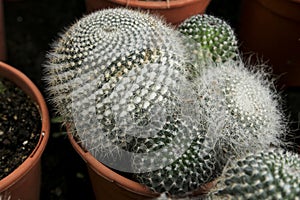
[
  {"x1": 0, "y1": 62, "x2": 50, "y2": 200},
  {"x1": 85, "y1": 0, "x2": 211, "y2": 25},
  {"x1": 238, "y1": 0, "x2": 300, "y2": 88}
]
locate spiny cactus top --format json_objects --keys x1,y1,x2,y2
[
  {"x1": 44, "y1": 8, "x2": 185, "y2": 121},
  {"x1": 178, "y1": 14, "x2": 238, "y2": 71},
  {"x1": 211, "y1": 149, "x2": 300, "y2": 200},
  {"x1": 194, "y1": 60, "x2": 285, "y2": 165}
]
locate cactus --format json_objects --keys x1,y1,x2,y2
[
  {"x1": 43, "y1": 8, "x2": 194, "y2": 170},
  {"x1": 178, "y1": 14, "x2": 239, "y2": 78},
  {"x1": 44, "y1": 8, "x2": 287, "y2": 198},
  {"x1": 132, "y1": 59, "x2": 286, "y2": 197},
  {"x1": 194, "y1": 59, "x2": 286, "y2": 169},
  {"x1": 211, "y1": 149, "x2": 300, "y2": 200}
]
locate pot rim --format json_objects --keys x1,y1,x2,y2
[
  {"x1": 67, "y1": 131, "x2": 160, "y2": 198},
  {"x1": 0, "y1": 61, "x2": 50, "y2": 192},
  {"x1": 256, "y1": 0, "x2": 300, "y2": 22},
  {"x1": 109, "y1": 0, "x2": 210, "y2": 10}
]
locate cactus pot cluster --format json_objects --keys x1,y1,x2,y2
[
  {"x1": 84, "y1": 0, "x2": 212, "y2": 25},
  {"x1": 44, "y1": 8, "x2": 292, "y2": 199}
]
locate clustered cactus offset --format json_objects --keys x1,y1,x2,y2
[
  {"x1": 178, "y1": 14, "x2": 239, "y2": 68},
  {"x1": 211, "y1": 149, "x2": 300, "y2": 200},
  {"x1": 194, "y1": 60, "x2": 285, "y2": 167},
  {"x1": 44, "y1": 8, "x2": 290, "y2": 199}
]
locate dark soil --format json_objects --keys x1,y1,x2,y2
[{"x1": 0, "y1": 78, "x2": 41, "y2": 180}]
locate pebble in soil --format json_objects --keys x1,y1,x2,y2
[{"x1": 0, "y1": 78, "x2": 41, "y2": 180}]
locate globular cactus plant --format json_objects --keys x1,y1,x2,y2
[
  {"x1": 178, "y1": 14, "x2": 239, "y2": 77},
  {"x1": 43, "y1": 8, "x2": 199, "y2": 172},
  {"x1": 210, "y1": 149, "x2": 300, "y2": 200},
  {"x1": 194, "y1": 59, "x2": 286, "y2": 169}
]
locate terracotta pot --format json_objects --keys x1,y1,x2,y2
[
  {"x1": 85, "y1": 0, "x2": 211, "y2": 25},
  {"x1": 0, "y1": 0, "x2": 6, "y2": 61},
  {"x1": 238, "y1": 0, "x2": 300, "y2": 88},
  {"x1": 0, "y1": 62, "x2": 50, "y2": 200},
  {"x1": 68, "y1": 131, "x2": 214, "y2": 199},
  {"x1": 68, "y1": 132, "x2": 159, "y2": 200}
]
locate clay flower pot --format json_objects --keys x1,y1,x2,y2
[
  {"x1": 68, "y1": 132, "x2": 214, "y2": 199},
  {"x1": 0, "y1": 62, "x2": 50, "y2": 200},
  {"x1": 68, "y1": 132, "x2": 159, "y2": 200},
  {"x1": 85, "y1": 0, "x2": 211, "y2": 25},
  {"x1": 238, "y1": 0, "x2": 300, "y2": 88}
]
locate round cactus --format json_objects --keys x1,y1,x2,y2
[
  {"x1": 178, "y1": 14, "x2": 239, "y2": 77},
  {"x1": 211, "y1": 149, "x2": 300, "y2": 200},
  {"x1": 194, "y1": 59, "x2": 286, "y2": 167},
  {"x1": 44, "y1": 8, "x2": 185, "y2": 121},
  {"x1": 43, "y1": 8, "x2": 192, "y2": 171}
]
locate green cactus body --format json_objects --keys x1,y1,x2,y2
[
  {"x1": 195, "y1": 60, "x2": 285, "y2": 168},
  {"x1": 178, "y1": 14, "x2": 239, "y2": 78},
  {"x1": 212, "y1": 150, "x2": 300, "y2": 200}
]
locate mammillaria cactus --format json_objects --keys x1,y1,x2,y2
[
  {"x1": 44, "y1": 7, "x2": 218, "y2": 197},
  {"x1": 43, "y1": 7, "x2": 226, "y2": 197},
  {"x1": 194, "y1": 59, "x2": 286, "y2": 168},
  {"x1": 44, "y1": 8, "x2": 202, "y2": 174},
  {"x1": 210, "y1": 149, "x2": 300, "y2": 200},
  {"x1": 178, "y1": 14, "x2": 239, "y2": 77}
]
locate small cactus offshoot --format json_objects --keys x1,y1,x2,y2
[
  {"x1": 178, "y1": 14, "x2": 239, "y2": 65},
  {"x1": 211, "y1": 149, "x2": 300, "y2": 200},
  {"x1": 194, "y1": 59, "x2": 286, "y2": 168}
]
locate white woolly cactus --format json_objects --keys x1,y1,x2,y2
[
  {"x1": 178, "y1": 14, "x2": 239, "y2": 66},
  {"x1": 43, "y1": 8, "x2": 195, "y2": 171},
  {"x1": 194, "y1": 59, "x2": 286, "y2": 167},
  {"x1": 211, "y1": 149, "x2": 300, "y2": 200},
  {"x1": 44, "y1": 8, "x2": 185, "y2": 122}
]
